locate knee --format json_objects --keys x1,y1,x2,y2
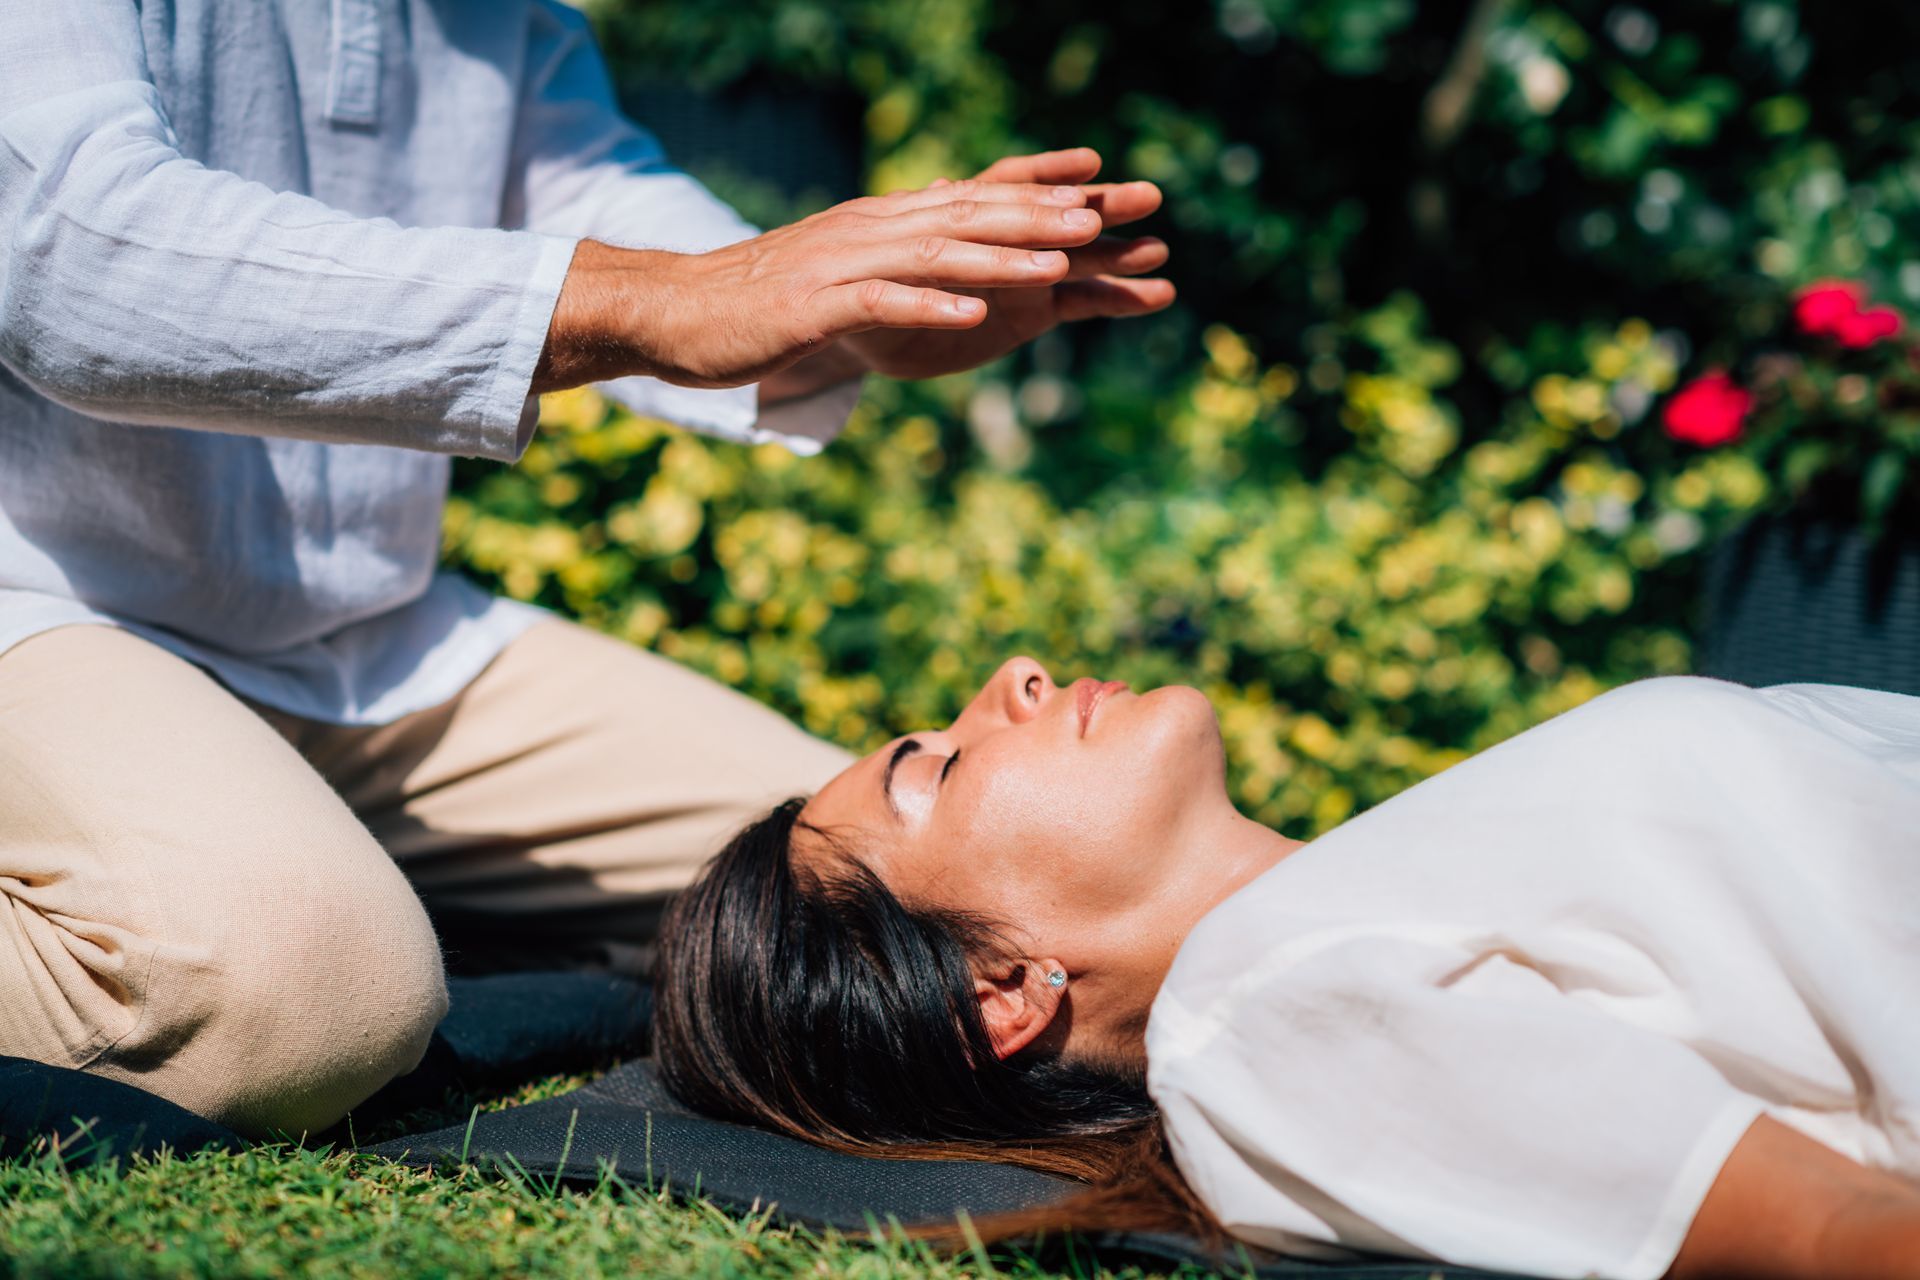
[{"x1": 187, "y1": 877, "x2": 449, "y2": 1138}]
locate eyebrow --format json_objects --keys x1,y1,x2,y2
[{"x1": 880, "y1": 737, "x2": 921, "y2": 819}]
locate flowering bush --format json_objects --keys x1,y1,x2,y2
[{"x1": 1660, "y1": 278, "x2": 1920, "y2": 533}]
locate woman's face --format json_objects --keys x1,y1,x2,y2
[{"x1": 797, "y1": 657, "x2": 1294, "y2": 1062}]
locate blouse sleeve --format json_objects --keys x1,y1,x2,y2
[
  {"x1": 505, "y1": 0, "x2": 860, "y2": 455},
  {"x1": 0, "y1": 0, "x2": 575, "y2": 461},
  {"x1": 1147, "y1": 935, "x2": 1764, "y2": 1280}
]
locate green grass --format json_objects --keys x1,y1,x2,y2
[{"x1": 0, "y1": 1070, "x2": 1229, "y2": 1280}]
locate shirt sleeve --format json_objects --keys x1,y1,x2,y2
[
  {"x1": 0, "y1": 0, "x2": 576, "y2": 462},
  {"x1": 1148, "y1": 936, "x2": 1764, "y2": 1280},
  {"x1": 504, "y1": 0, "x2": 860, "y2": 456}
]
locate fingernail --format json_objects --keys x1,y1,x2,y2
[
  {"x1": 1065, "y1": 209, "x2": 1099, "y2": 229},
  {"x1": 949, "y1": 296, "x2": 980, "y2": 316},
  {"x1": 1047, "y1": 185, "x2": 1080, "y2": 204},
  {"x1": 1029, "y1": 251, "x2": 1063, "y2": 270}
]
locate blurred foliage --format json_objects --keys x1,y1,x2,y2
[
  {"x1": 1672, "y1": 277, "x2": 1920, "y2": 532},
  {"x1": 448, "y1": 1, "x2": 1920, "y2": 834}
]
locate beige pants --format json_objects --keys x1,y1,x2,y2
[{"x1": 0, "y1": 619, "x2": 849, "y2": 1138}]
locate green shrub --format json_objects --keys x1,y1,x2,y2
[{"x1": 448, "y1": 298, "x2": 1771, "y2": 836}]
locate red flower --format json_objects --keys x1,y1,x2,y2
[
  {"x1": 1792, "y1": 279, "x2": 1904, "y2": 348},
  {"x1": 1662, "y1": 371, "x2": 1753, "y2": 447},
  {"x1": 1793, "y1": 280, "x2": 1866, "y2": 337},
  {"x1": 1834, "y1": 305, "x2": 1903, "y2": 349}
]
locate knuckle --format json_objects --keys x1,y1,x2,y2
[
  {"x1": 911, "y1": 235, "x2": 948, "y2": 268},
  {"x1": 945, "y1": 200, "x2": 981, "y2": 228},
  {"x1": 855, "y1": 279, "x2": 894, "y2": 315}
]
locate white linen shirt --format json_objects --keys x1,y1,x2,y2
[
  {"x1": 0, "y1": 0, "x2": 858, "y2": 724},
  {"x1": 1148, "y1": 677, "x2": 1920, "y2": 1280}
]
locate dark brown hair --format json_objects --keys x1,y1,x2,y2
[{"x1": 652, "y1": 798, "x2": 1222, "y2": 1246}]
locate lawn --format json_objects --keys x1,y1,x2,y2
[{"x1": 0, "y1": 1070, "x2": 1219, "y2": 1280}]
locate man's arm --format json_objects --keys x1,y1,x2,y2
[
  {"x1": 504, "y1": 2, "x2": 1172, "y2": 442},
  {"x1": 1670, "y1": 1116, "x2": 1920, "y2": 1279},
  {"x1": 0, "y1": 0, "x2": 576, "y2": 461},
  {"x1": 0, "y1": 0, "x2": 1093, "y2": 463}
]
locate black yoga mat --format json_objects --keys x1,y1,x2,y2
[
  {"x1": 3, "y1": 971, "x2": 1535, "y2": 1279},
  {"x1": 0, "y1": 969, "x2": 648, "y2": 1162},
  {"x1": 367, "y1": 1056, "x2": 1528, "y2": 1280},
  {"x1": 0, "y1": 1055, "x2": 243, "y2": 1163}
]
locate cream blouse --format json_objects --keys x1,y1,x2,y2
[{"x1": 1148, "y1": 677, "x2": 1920, "y2": 1280}]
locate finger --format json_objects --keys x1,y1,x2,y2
[
  {"x1": 848, "y1": 237, "x2": 1071, "y2": 289},
  {"x1": 973, "y1": 147, "x2": 1103, "y2": 186},
  {"x1": 815, "y1": 280, "x2": 987, "y2": 335},
  {"x1": 1081, "y1": 181, "x2": 1163, "y2": 227},
  {"x1": 1063, "y1": 235, "x2": 1169, "y2": 281},
  {"x1": 887, "y1": 200, "x2": 1103, "y2": 249},
  {"x1": 869, "y1": 180, "x2": 1087, "y2": 215},
  {"x1": 1053, "y1": 276, "x2": 1177, "y2": 324}
]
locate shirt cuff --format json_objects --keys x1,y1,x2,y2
[
  {"x1": 594, "y1": 373, "x2": 865, "y2": 456},
  {"x1": 751, "y1": 375, "x2": 866, "y2": 456},
  {"x1": 490, "y1": 233, "x2": 580, "y2": 463}
]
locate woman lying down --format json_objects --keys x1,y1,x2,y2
[{"x1": 654, "y1": 661, "x2": 1920, "y2": 1280}]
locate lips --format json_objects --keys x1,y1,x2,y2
[{"x1": 1075, "y1": 678, "x2": 1129, "y2": 737}]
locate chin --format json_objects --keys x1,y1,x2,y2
[
  {"x1": 1136, "y1": 684, "x2": 1231, "y2": 788},
  {"x1": 1142, "y1": 683, "x2": 1220, "y2": 735}
]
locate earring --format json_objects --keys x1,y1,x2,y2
[{"x1": 1046, "y1": 969, "x2": 1067, "y2": 988}]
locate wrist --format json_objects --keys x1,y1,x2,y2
[{"x1": 533, "y1": 240, "x2": 674, "y2": 395}]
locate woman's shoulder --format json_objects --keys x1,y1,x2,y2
[
  {"x1": 1153, "y1": 677, "x2": 1890, "y2": 1035},
  {"x1": 1526, "y1": 674, "x2": 1784, "y2": 741},
  {"x1": 1409, "y1": 675, "x2": 1838, "y2": 791},
  {"x1": 1541, "y1": 676, "x2": 1920, "y2": 781}
]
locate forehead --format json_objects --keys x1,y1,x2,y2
[
  {"x1": 793, "y1": 745, "x2": 897, "y2": 870},
  {"x1": 803, "y1": 744, "x2": 883, "y2": 824}
]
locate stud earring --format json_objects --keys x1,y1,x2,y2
[{"x1": 1046, "y1": 969, "x2": 1067, "y2": 988}]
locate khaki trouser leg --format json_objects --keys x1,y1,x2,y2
[
  {"x1": 259, "y1": 617, "x2": 854, "y2": 976},
  {"x1": 0, "y1": 626, "x2": 448, "y2": 1138}
]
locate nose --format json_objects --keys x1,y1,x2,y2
[
  {"x1": 987, "y1": 656, "x2": 1052, "y2": 725},
  {"x1": 947, "y1": 657, "x2": 1054, "y2": 744}
]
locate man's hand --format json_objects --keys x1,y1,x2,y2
[
  {"x1": 532, "y1": 181, "x2": 1103, "y2": 395},
  {"x1": 839, "y1": 148, "x2": 1175, "y2": 381}
]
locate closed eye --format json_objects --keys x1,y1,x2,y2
[{"x1": 941, "y1": 750, "x2": 961, "y2": 784}]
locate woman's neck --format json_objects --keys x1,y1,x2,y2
[
  {"x1": 1212, "y1": 805, "x2": 1306, "y2": 898},
  {"x1": 1071, "y1": 807, "x2": 1302, "y2": 1067}
]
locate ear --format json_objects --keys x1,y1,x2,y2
[{"x1": 973, "y1": 959, "x2": 1068, "y2": 1060}]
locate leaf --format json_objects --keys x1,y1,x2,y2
[
  {"x1": 1781, "y1": 439, "x2": 1833, "y2": 497},
  {"x1": 1862, "y1": 450, "x2": 1909, "y2": 529}
]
